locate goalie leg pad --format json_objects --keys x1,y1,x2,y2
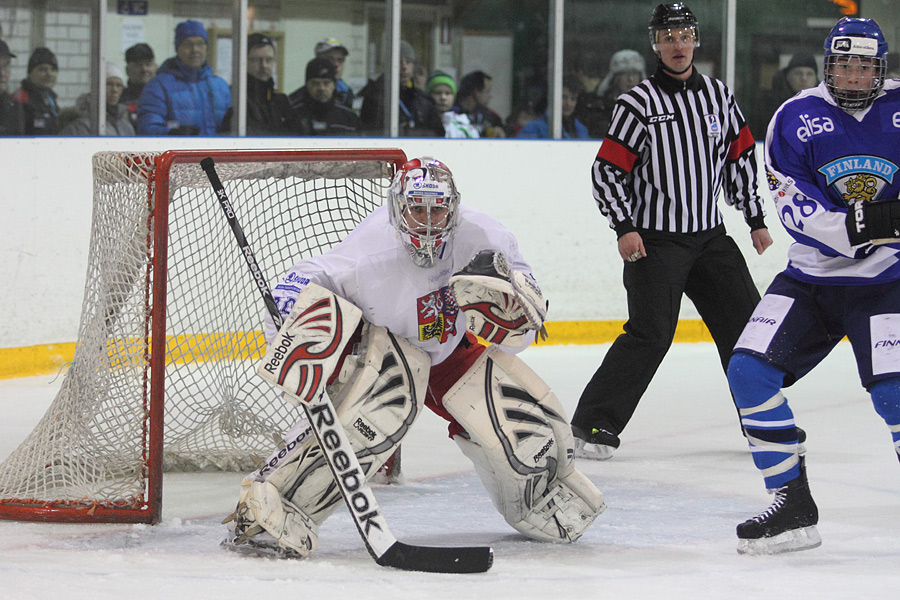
[
  {"x1": 256, "y1": 282, "x2": 363, "y2": 406},
  {"x1": 444, "y1": 346, "x2": 605, "y2": 542},
  {"x1": 230, "y1": 322, "x2": 430, "y2": 554}
]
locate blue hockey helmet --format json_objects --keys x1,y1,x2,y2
[{"x1": 824, "y1": 17, "x2": 888, "y2": 112}]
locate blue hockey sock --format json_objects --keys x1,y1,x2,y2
[
  {"x1": 870, "y1": 378, "x2": 900, "y2": 461},
  {"x1": 728, "y1": 352, "x2": 800, "y2": 488}
]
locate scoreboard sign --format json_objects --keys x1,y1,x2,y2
[{"x1": 117, "y1": 1, "x2": 149, "y2": 15}]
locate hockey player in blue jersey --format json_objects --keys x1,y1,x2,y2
[{"x1": 727, "y1": 17, "x2": 900, "y2": 555}]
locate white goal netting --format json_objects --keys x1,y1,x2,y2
[{"x1": 0, "y1": 149, "x2": 404, "y2": 522}]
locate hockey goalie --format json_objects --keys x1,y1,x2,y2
[{"x1": 222, "y1": 157, "x2": 605, "y2": 558}]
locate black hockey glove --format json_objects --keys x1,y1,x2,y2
[
  {"x1": 866, "y1": 199, "x2": 900, "y2": 245},
  {"x1": 846, "y1": 199, "x2": 900, "y2": 246}
]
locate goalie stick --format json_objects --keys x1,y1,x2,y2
[{"x1": 201, "y1": 156, "x2": 493, "y2": 574}]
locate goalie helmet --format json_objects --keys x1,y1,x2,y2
[
  {"x1": 824, "y1": 17, "x2": 888, "y2": 113},
  {"x1": 388, "y1": 157, "x2": 461, "y2": 268},
  {"x1": 648, "y1": 3, "x2": 699, "y2": 51}
]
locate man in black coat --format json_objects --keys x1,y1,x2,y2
[
  {"x1": 246, "y1": 33, "x2": 300, "y2": 136},
  {"x1": 0, "y1": 40, "x2": 25, "y2": 135},
  {"x1": 291, "y1": 58, "x2": 361, "y2": 136},
  {"x1": 359, "y1": 41, "x2": 443, "y2": 137}
]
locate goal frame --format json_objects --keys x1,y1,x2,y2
[{"x1": 0, "y1": 148, "x2": 407, "y2": 524}]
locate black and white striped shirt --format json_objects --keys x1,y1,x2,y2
[{"x1": 592, "y1": 67, "x2": 765, "y2": 236}]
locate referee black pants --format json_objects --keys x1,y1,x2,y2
[{"x1": 571, "y1": 224, "x2": 761, "y2": 436}]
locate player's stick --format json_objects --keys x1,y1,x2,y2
[{"x1": 201, "y1": 157, "x2": 493, "y2": 574}]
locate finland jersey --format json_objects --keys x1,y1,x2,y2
[
  {"x1": 765, "y1": 79, "x2": 900, "y2": 284},
  {"x1": 266, "y1": 205, "x2": 534, "y2": 365}
]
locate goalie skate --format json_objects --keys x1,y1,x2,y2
[{"x1": 221, "y1": 526, "x2": 308, "y2": 560}]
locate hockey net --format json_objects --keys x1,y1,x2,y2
[{"x1": 0, "y1": 148, "x2": 407, "y2": 523}]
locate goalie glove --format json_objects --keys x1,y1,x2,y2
[
  {"x1": 846, "y1": 198, "x2": 900, "y2": 247},
  {"x1": 449, "y1": 249, "x2": 548, "y2": 348}
]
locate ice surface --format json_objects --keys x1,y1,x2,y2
[{"x1": 1, "y1": 343, "x2": 897, "y2": 599}]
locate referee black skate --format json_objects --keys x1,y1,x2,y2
[{"x1": 571, "y1": 3, "x2": 801, "y2": 459}]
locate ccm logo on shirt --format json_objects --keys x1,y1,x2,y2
[
  {"x1": 795, "y1": 114, "x2": 834, "y2": 142},
  {"x1": 648, "y1": 114, "x2": 675, "y2": 124}
]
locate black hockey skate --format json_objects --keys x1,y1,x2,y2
[
  {"x1": 572, "y1": 425, "x2": 620, "y2": 461},
  {"x1": 736, "y1": 459, "x2": 821, "y2": 555}
]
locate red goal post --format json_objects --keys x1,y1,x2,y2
[{"x1": 0, "y1": 148, "x2": 407, "y2": 524}]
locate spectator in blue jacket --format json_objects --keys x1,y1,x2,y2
[
  {"x1": 137, "y1": 20, "x2": 231, "y2": 135},
  {"x1": 517, "y1": 75, "x2": 589, "y2": 139}
]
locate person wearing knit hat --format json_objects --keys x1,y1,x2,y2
[
  {"x1": 60, "y1": 61, "x2": 134, "y2": 136},
  {"x1": 122, "y1": 43, "x2": 157, "y2": 126},
  {"x1": 756, "y1": 51, "x2": 821, "y2": 137},
  {"x1": 174, "y1": 20, "x2": 209, "y2": 69},
  {"x1": 359, "y1": 40, "x2": 443, "y2": 136},
  {"x1": 11, "y1": 47, "x2": 59, "y2": 135},
  {"x1": 245, "y1": 33, "x2": 301, "y2": 136},
  {"x1": 310, "y1": 37, "x2": 354, "y2": 110},
  {"x1": 291, "y1": 57, "x2": 361, "y2": 137},
  {"x1": 0, "y1": 40, "x2": 26, "y2": 135},
  {"x1": 136, "y1": 20, "x2": 231, "y2": 135},
  {"x1": 426, "y1": 70, "x2": 478, "y2": 139},
  {"x1": 597, "y1": 49, "x2": 647, "y2": 98},
  {"x1": 574, "y1": 49, "x2": 646, "y2": 139},
  {"x1": 782, "y1": 53, "x2": 818, "y2": 95}
]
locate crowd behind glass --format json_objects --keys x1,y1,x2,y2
[{"x1": 0, "y1": 3, "x2": 897, "y2": 140}]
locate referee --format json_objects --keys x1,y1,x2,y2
[{"x1": 571, "y1": 2, "x2": 774, "y2": 460}]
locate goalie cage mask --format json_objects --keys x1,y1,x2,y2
[
  {"x1": 388, "y1": 157, "x2": 461, "y2": 268},
  {"x1": 824, "y1": 17, "x2": 888, "y2": 113}
]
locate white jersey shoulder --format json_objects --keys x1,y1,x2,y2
[{"x1": 268, "y1": 205, "x2": 534, "y2": 365}]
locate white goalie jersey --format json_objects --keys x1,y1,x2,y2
[{"x1": 266, "y1": 205, "x2": 538, "y2": 365}]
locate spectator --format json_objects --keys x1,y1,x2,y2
[
  {"x1": 504, "y1": 101, "x2": 538, "y2": 137},
  {"x1": 292, "y1": 57, "x2": 361, "y2": 136},
  {"x1": 359, "y1": 40, "x2": 443, "y2": 137},
  {"x1": 572, "y1": 50, "x2": 606, "y2": 138},
  {"x1": 756, "y1": 52, "x2": 819, "y2": 138},
  {"x1": 454, "y1": 70, "x2": 505, "y2": 138},
  {"x1": 121, "y1": 43, "x2": 157, "y2": 128},
  {"x1": 291, "y1": 37, "x2": 354, "y2": 111},
  {"x1": 426, "y1": 70, "x2": 478, "y2": 138},
  {"x1": 413, "y1": 61, "x2": 428, "y2": 92},
  {"x1": 884, "y1": 51, "x2": 899, "y2": 79},
  {"x1": 0, "y1": 39, "x2": 25, "y2": 135},
  {"x1": 12, "y1": 47, "x2": 59, "y2": 135},
  {"x1": 577, "y1": 49, "x2": 646, "y2": 138},
  {"x1": 246, "y1": 33, "x2": 299, "y2": 136},
  {"x1": 137, "y1": 20, "x2": 231, "y2": 136},
  {"x1": 60, "y1": 62, "x2": 135, "y2": 136},
  {"x1": 517, "y1": 75, "x2": 589, "y2": 139}
]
